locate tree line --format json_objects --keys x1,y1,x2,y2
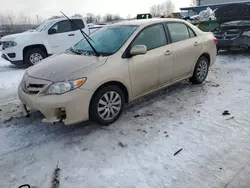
[{"x1": 0, "y1": 0, "x2": 177, "y2": 34}]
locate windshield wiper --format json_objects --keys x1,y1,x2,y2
[
  {"x1": 68, "y1": 47, "x2": 82, "y2": 55},
  {"x1": 60, "y1": 11, "x2": 100, "y2": 57}
]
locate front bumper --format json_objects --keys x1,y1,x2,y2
[
  {"x1": 217, "y1": 36, "x2": 250, "y2": 49},
  {"x1": 1, "y1": 54, "x2": 23, "y2": 65},
  {"x1": 1, "y1": 45, "x2": 24, "y2": 65},
  {"x1": 18, "y1": 85, "x2": 94, "y2": 125}
]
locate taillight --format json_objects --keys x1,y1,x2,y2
[{"x1": 213, "y1": 37, "x2": 218, "y2": 45}]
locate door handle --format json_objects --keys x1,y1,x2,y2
[
  {"x1": 68, "y1": 34, "x2": 75, "y2": 36},
  {"x1": 194, "y1": 42, "x2": 200, "y2": 46},
  {"x1": 164, "y1": 50, "x2": 172, "y2": 56}
]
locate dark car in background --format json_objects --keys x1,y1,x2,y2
[{"x1": 212, "y1": 3, "x2": 250, "y2": 51}]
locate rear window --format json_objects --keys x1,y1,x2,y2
[
  {"x1": 166, "y1": 23, "x2": 190, "y2": 43},
  {"x1": 72, "y1": 19, "x2": 85, "y2": 30}
]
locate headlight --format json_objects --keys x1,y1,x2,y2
[
  {"x1": 46, "y1": 78, "x2": 87, "y2": 95},
  {"x1": 3, "y1": 41, "x2": 17, "y2": 48}
]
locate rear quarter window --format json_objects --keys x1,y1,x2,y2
[
  {"x1": 166, "y1": 23, "x2": 191, "y2": 43},
  {"x1": 72, "y1": 19, "x2": 85, "y2": 30}
]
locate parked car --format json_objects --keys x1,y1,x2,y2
[
  {"x1": 0, "y1": 17, "x2": 89, "y2": 66},
  {"x1": 18, "y1": 18, "x2": 217, "y2": 126},
  {"x1": 212, "y1": 3, "x2": 250, "y2": 51}
]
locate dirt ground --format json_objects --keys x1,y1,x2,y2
[{"x1": 1, "y1": 52, "x2": 250, "y2": 188}]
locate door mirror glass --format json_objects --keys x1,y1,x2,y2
[
  {"x1": 48, "y1": 28, "x2": 57, "y2": 35},
  {"x1": 130, "y1": 45, "x2": 147, "y2": 56}
]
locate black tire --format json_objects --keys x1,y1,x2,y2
[
  {"x1": 89, "y1": 85, "x2": 125, "y2": 126},
  {"x1": 190, "y1": 56, "x2": 209, "y2": 84},
  {"x1": 24, "y1": 48, "x2": 47, "y2": 66}
]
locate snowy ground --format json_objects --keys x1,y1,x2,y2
[
  {"x1": 1, "y1": 52, "x2": 250, "y2": 188},
  {"x1": 0, "y1": 52, "x2": 26, "y2": 101}
]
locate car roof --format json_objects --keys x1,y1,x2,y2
[
  {"x1": 47, "y1": 17, "x2": 83, "y2": 23},
  {"x1": 112, "y1": 18, "x2": 185, "y2": 26}
]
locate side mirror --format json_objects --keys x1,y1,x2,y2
[
  {"x1": 130, "y1": 45, "x2": 147, "y2": 56},
  {"x1": 48, "y1": 28, "x2": 57, "y2": 35}
]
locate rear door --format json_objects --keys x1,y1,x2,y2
[{"x1": 165, "y1": 22, "x2": 202, "y2": 80}]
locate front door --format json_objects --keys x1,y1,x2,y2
[
  {"x1": 47, "y1": 20, "x2": 80, "y2": 54},
  {"x1": 165, "y1": 22, "x2": 202, "y2": 80},
  {"x1": 127, "y1": 24, "x2": 173, "y2": 98}
]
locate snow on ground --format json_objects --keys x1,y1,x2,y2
[
  {"x1": 1, "y1": 52, "x2": 250, "y2": 188},
  {"x1": 0, "y1": 52, "x2": 26, "y2": 100}
]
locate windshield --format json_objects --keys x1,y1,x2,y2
[
  {"x1": 73, "y1": 25, "x2": 137, "y2": 56},
  {"x1": 222, "y1": 20, "x2": 250, "y2": 26},
  {"x1": 35, "y1": 21, "x2": 51, "y2": 32}
]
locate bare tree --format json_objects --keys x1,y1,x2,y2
[
  {"x1": 72, "y1": 13, "x2": 83, "y2": 18},
  {"x1": 86, "y1": 13, "x2": 95, "y2": 23},
  {"x1": 95, "y1": 15, "x2": 101, "y2": 23},
  {"x1": 113, "y1": 14, "x2": 121, "y2": 21},
  {"x1": 150, "y1": 0, "x2": 175, "y2": 17},
  {"x1": 103, "y1": 13, "x2": 113, "y2": 22},
  {"x1": 48, "y1": 15, "x2": 63, "y2": 20},
  {"x1": 0, "y1": 12, "x2": 39, "y2": 34}
]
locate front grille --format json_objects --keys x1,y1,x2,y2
[
  {"x1": 214, "y1": 29, "x2": 241, "y2": 40},
  {"x1": 21, "y1": 74, "x2": 51, "y2": 95},
  {"x1": 23, "y1": 83, "x2": 45, "y2": 95}
]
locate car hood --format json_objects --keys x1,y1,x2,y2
[
  {"x1": 215, "y1": 3, "x2": 250, "y2": 24},
  {"x1": 26, "y1": 52, "x2": 108, "y2": 82},
  {"x1": 0, "y1": 31, "x2": 41, "y2": 42}
]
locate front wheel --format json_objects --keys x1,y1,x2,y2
[
  {"x1": 89, "y1": 85, "x2": 125, "y2": 126},
  {"x1": 24, "y1": 48, "x2": 46, "y2": 66},
  {"x1": 190, "y1": 56, "x2": 209, "y2": 84}
]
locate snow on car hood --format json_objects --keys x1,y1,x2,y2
[
  {"x1": 0, "y1": 31, "x2": 41, "y2": 42},
  {"x1": 26, "y1": 52, "x2": 108, "y2": 82},
  {"x1": 215, "y1": 3, "x2": 250, "y2": 24}
]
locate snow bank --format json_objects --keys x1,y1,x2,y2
[{"x1": 0, "y1": 52, "x2": 25, "y2": 100}]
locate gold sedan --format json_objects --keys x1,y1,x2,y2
[{"x1": 18, "y1": 18, "x2": 217, "y2": 125}]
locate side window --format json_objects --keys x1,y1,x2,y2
[
  {"x1": 132, "y1": 24, "x2": 167, "y2": 51},
  {"x1": 48, "y1": 20, "x2": 72, "y2": 34},
  {"x1": 188, "y1": 27, "x2": 196, "y2": 38},
  {"x1": 71, "y1": 19, "x2": 85, "y2": 30},
  {"x1": 166, "y1": 23, "x2": 190, "y2": 43}
]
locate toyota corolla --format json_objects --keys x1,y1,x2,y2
[{"x1": 18, "y1": 18, "x2": 217, "y2": 126}]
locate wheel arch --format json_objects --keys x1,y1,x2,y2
[
  {"x1": 23, "y1": 44, "x2": 48, "y2": 59},
  {"x1": 90, "y1": 81, "x2": 129, "y2": 106},
  {"x1": 199, "y1": 53, "x2": 211, "y2": 66}
]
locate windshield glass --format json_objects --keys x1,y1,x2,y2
[
  {"x1": 35, "y1": 21, "x2": 51, "y2": 32},
  {"x1": 222, "y1": 20, "x2": 250, "y2": 26},
  {"x1": 73, "y1": 25, "x2": 137, "y2": 56}
]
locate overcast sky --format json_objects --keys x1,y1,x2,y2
[{"x1": 1, "y1": 0, "x2": 190, "y2": 20}]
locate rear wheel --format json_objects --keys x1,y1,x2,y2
[
  {"x1": 24, "y1": 48, "x2": 46, "y2": 66},
  {"x1": 190, "y1": 56, "x2": 209, "y2": 84},
  {"x1": 90, "y1": 85, "x2": 125, "y2": 126}
]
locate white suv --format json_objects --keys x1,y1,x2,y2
[{"x1": 0, "y1": 17, "x2": 89, "y2": 66}]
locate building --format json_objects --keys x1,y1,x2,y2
[
  {"x1": 180, "y1": 0, "x2": 250, "y2": 16},
  {"x1": 197, "y1": 0, "x2": 248, "y2": 5}
]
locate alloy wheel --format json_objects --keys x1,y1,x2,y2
[
  {"x1": 196, "y1": 60, "x2": 208, "y2": 82},
  {"x1": 97, "y1": 91, "x2": 122, "y2": 121}
]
